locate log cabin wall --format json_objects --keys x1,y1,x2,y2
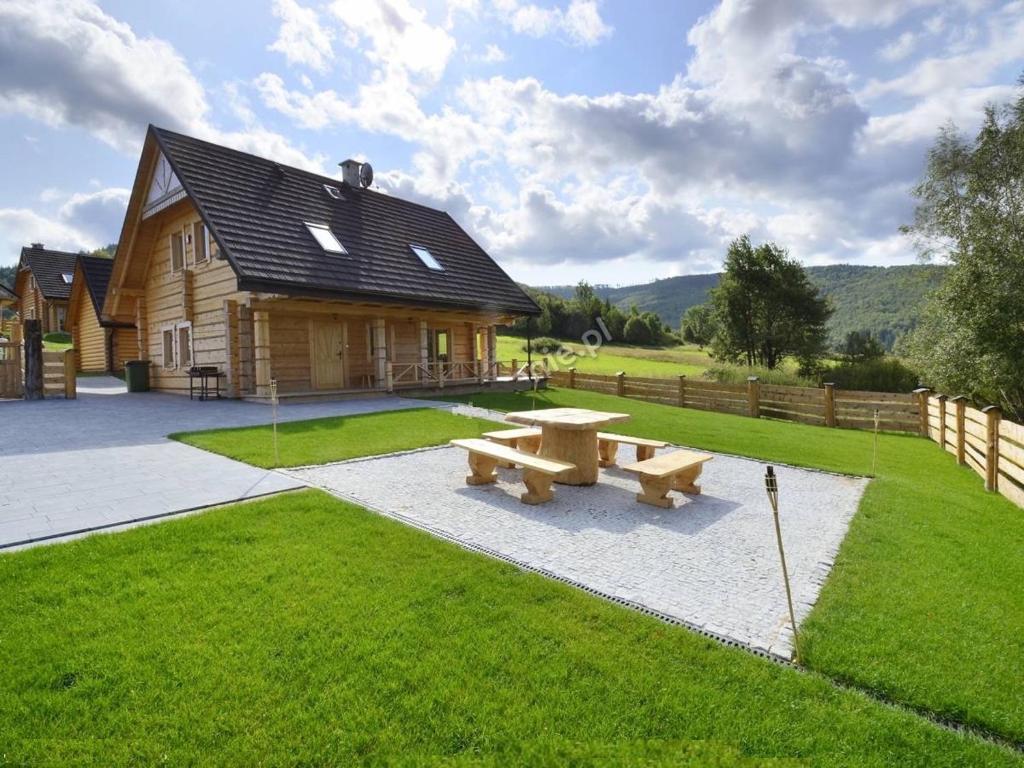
[{"x1": 72, "y1": 296, "x2": 107, "y2": 372}]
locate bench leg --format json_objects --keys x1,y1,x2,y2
[
  {"x1": 636, "y1": 445, "x2": 656, "y2": 461},
  {"x1": 521, "y1": 469, "x2": 555, "y2": 504},
  {"x1": 672, "y1": 464, "x2": 704, "y2": 495},
  {"x1": 518, "y1": 434, "x2": 541, "y2": 455},
  {"x1": 598, "y1": 439, "x2": 619, "y2": 468},
  {"x1": 466, "y1": 452, "x2": 499, "y2": 485},
  {"x1": 636, "y1": 473, "x2": 674, "y2": 508}
]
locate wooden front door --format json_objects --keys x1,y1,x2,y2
[{"x1": 311, "y1": 321, "x2": 345, "y2": 389}]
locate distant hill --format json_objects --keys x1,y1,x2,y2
[{"x1": 536, "y1": 263, "x2": 947, "y2": 350}]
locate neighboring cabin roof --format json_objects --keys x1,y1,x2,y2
[
  {"x1": 151, "y1": 126, "x2": 539, "y2": 316},
  {"x1": 0, "y1": 283, "x2": 16, "y2": 302},
  {"x1": 18, "y1": 246, "x2": 79, "y2": 300},
  {"x1": 76, "y1": 255, "x2": 133, "y2": 328}
]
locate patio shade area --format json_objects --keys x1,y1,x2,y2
[{"x1": 289, "y1": 445, "x2": 868, "y2": 658}]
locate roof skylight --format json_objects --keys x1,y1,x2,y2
[
  {"x1": 61, "y1": 273, "x2": 74, "y2": 284},
  {"x1": 411, "y1": 245, "x2": 444, "y2": 271},
  {"x1": 323, "y1": 184, "x2": 343, "y2": 200},
  {"x1": 305, "y1": 222, "x2": 347, "y2": 254}
]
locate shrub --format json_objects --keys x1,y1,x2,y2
[
  {"x1": 522, "y1": 336, "x2": 565, "y2": 355},
  {"x1": 43, "y1": 331, "x2": 72, "y2": 345},
  {"x1": 623, "y1": 316, "x2": 654, "y2": 345},
  {"x1": 827, "y1": 357, "x2": 920, "y2": 393},
  {"x1": 704, "y1": 365, "x2": 816, "y2": 388}
]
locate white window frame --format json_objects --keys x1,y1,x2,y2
[
  {"x1": 170, "y1": 229, "x2": 185, "y2": 273},
  {"x1": 161, "y1": 321, "x2": 192, "y2": 370},
  {"x1": 192, "y1": 220, "x2": 210, "y2": 264},
  {"x1": 305, "y1": 222, "x2": 347, "y2": 254},
  {"x1": 410, "y1": 244, "x2": 444, "y2": 271}
]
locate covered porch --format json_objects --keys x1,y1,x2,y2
[{"x1": 228, "y1": 297, "x2": 543, "y2": 401}]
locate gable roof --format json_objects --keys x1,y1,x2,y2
[
  {"x1": 0, "y1": 282, "x2": 16, "y2": 302},
  {"x1": 150, "y1": 126, "x2": 539, "y2": 316},
  {"x1": 18, "y1": 246, "x2": 79, "y2": 300},
  {"x1": 69, "y1": 255, "x2": 134, "y2": 330}
]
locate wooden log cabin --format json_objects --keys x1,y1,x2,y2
[
  {"x1": 66, "y1": 255, "x2": 137, "y2": 373},
  {"x1": 13, "y1": 245, "x2": 78, "y2": 335},
  {"x1": 102, "y1": 126, "x2": 540, "y2": 399}
]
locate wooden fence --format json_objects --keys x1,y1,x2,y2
[
  {"x1": 925, "y1": 394, "x2": 1024, "y2": 509},
  {"x1": 42, "y1": 349, "x2": 76, "y2": 399},
  {"x1": 550, "y1": 368, "x2": 923, "y2": 434}
]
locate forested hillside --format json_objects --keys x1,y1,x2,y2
[
  {"x1": 0, "y1": 265, "x2": 15, "y2": 289},
  {"x1": 537, "y1": 264, "x2": 946, "y2": 349}
]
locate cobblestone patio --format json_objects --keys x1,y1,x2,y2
[{"x1": 289, "y1": 445, "x2": 868, "y2": 658}]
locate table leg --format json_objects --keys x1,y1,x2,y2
[{"x1": 541, "y1": 425, "x2": 599, "y2": 485}]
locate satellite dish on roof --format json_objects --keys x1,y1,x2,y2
[{"x1": 359, "y1": 162, "x2": 374, "y2": 188}]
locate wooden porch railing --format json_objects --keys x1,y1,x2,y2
[{"x1": 385, "y1": 359, "x2": 550, "y2": 391}]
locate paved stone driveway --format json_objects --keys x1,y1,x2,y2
[
  {"x1": 0, "y1": 377, "x2": 433, "y2": 550},
  {"x1": 289, "y1": 445, "x2": 868, "y2": 659}
]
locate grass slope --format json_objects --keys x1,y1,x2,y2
[
  {"x1": 497, "y1": 335, "x2": 714, "y2": 377},
  {"x1": 171, "y1": 407, "x2": 497, "y2": 468},
  {"x1": 0, "y1": 489, "x2": 1016, "y2": 766},
  {"x1": 439, "y1": 388, "x2": 1024, "y2": 744}
]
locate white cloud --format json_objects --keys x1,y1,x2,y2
[
  {"x1": 268, "y1": 0, "x2": 335, "y2": 73},
  {"x1": 878, "y1": 31, "x2": 917, "y2": 62},
  {"x1": 493, "y1": 0, "x2": 613, "y2": 47},
  {"x1": 480, "y1": 43, "x2": 508, "y2": 63},
  {"x1": 0, "y1": 185, "x2": 130, "y2": 257}
]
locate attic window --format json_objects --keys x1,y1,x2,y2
[
  {"x1": 305, "y1": 222, "x2": 347, "y2": 254},
  {"x1": 62, "y1": 273, "x2": 74, "y2": 284},
  {"x1": 411, "y1": 245, "x2": 443, "y2": 271},
  {"x1": 323, "y1": 184, "x2": 343, "y2": 200}
]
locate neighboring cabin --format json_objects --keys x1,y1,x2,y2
[
  {"x1": 0, "y1": 282, "x2": 16, "y2": 339},
  {"x1": 102, "y1": 126, "x2": 539, "y2": 398},
  {"x1": 66, "y1": 255, "x2": 137, "y2": 373},
  {"x1": 13, "y1": 245, "x2": 78, "y2": 334}
]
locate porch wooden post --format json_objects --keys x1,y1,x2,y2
[
  {"x1": 983, "y1": 405, "x2": 1001, "y2": 492},
  {"x1": 135, "y1": 296, "x2": 148, "y2": 359},
  {"x1": 373, "y1": 318, "x2": 387, "y2": 390},
  {"x1": 253, "y1": 309, "x2": 272, "y2": 398},
  {"x1": 223, "y1": 299, "x2": 239, "y2": 398},
  {"x1": 913, "y1": 388, "x2": 930, "y2": 437},
  {"x1": 487, "y1": 325, "x2": 497, "y2": 376},
  {"x1": 512, "y1": 358, "x2": 519, "y2": 382},
  {"x1": 419, "y1": 321, "x2": 429, "y2": 382}
]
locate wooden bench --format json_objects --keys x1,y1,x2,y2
[
  {"x1": 622, "y1": 450, "x2": 714, "y2": 508},
  {"x1": 482, "y1": 427, "x2": 542, "y2": 467},
  {"x1": 596, "y1": 432, "x2": 668, "y2": 467},
  {"x1": 450, "y1": 438, "x2": 576, "y2": 505}
]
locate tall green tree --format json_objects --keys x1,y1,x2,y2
[
  {"x1": 709, "y1": 236, "x2": 832, "y2": 369},
  {"x1": 680, "y1": 303, "x2": 716, "y2": 347},
  {"x1": 903, "y1": 84, "x2": 1024, "y2": 418}
]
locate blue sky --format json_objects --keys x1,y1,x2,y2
[{"x1": 1, "y1": 0, "x2": 1022, "y2": 286}]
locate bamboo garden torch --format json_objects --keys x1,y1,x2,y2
[{"x1": 764, "y1": 466, "x2": 801, "y2": 664}]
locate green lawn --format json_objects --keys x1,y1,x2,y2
[
  {"x1": 171, "y1": 407, "x2": 497, "y2": 468},
  {"x1": 0, "y1": 489, "x2": 1017, "y2": 766},
  {"x1": 497, "y1": 334, "x2": 713, "y2": 377},
  {"x1": 439, "y1": 388, "x2": 1024, "y2": 745}
]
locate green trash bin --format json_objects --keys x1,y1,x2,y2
[{"x1": 124, "y1": 360, "x2": 151, "y2": 392}]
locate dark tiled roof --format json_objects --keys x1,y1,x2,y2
[
  {"x1": 77, "y1": 255, "x2": 115, "y2": 321},
  {"x1": 153, "y1": 127, "x2": 539, "y2": 316},
  {"x1": 19, "y1": 247, "x2": 79, "y2": 300},
  {"x1": 0, "y1": 283, "x2": 16, "y2": 301}
]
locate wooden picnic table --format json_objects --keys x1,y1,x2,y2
[{"x1": 504, "y1": 407, "x2": 631, "y2": 486}]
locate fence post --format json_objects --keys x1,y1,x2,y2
[
  {"x1": 823, "y1": 382, "x2": 836, "y2": 428},
  {"x1": 936, "y1": 394, "x2": 948, "y2": 449},
  {"x1": 616, "y1": 371, "x2": 625, "y2": 397},
  {"x1": 983, "y1": 405, "x2": 1001, "y2": 492},
  {"x1": 951, "y1": 395, "x2": 967, "y2": 466},
  {"x1": 512, "y1": 358, "x2": 519, "y2": 382},
  {"x1": 23, "y1": 319, "x2": 43, "y2": 401},
  {"x1": 747, "y1": 376, "x2": 760, "y2": 419},
  {"x1": 678, "y1": 375, "x2": 686, "y2": 408},
  {"x1": 63, "y1": 349, "x2": 76, "y2": 400},
  {"x1": 912, "y1": 387, "x2": 930, "y2": 437},
  {"x1": 569, "y1": 367, "x2": 576, "y2": 389}
]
